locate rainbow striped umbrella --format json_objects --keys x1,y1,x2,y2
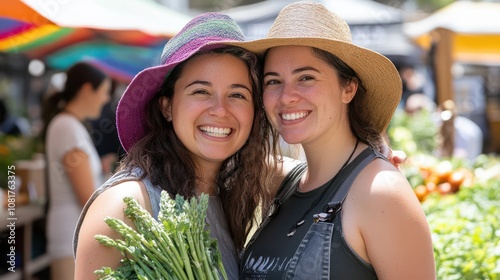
[
  {"x1": 44, "y1": 40, "x2": 167, "y2": 82},
  {"x1": 0, "y1": 0, "x2": 191, "y2": 81},
  {"x1": 0, "y1": 17, "x2": 94, "y2": 58}
]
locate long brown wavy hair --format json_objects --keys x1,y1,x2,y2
[
  {"x1": 311, "y1": 47, "x2": 386, "y2": 148},
  {"x1": 118, "y1": 46, "x2": 278, "y2": 251}
]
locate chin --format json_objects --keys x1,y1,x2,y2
[{"x1": 281, "y1": 135, "x2": 303, "y2": 145}]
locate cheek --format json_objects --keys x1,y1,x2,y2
[
  {"x1": 99, "y1": 91, "x2": 109, "y2": 104},
  {"x1": 235, "y1": 106, "x2": 255, "y2": 135},
  {"x1": 263, "y1": 93, "x2": 277, "y2": 116}
]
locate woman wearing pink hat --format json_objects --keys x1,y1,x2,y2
[
  {"x1": 73, "y1": 13, "x2": 280, "y2": 279},
  {"x1": 231, "y1": 1, "x2": 436, "y2": 279}
]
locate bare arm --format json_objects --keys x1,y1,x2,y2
[
  {"x1": 351, "y1": 160, "x2": 436, "y2": 279},
  {"x1": 74, "y1": 181, "x2": 151, "y2": 280},
  {"x1": 63, "y1": 149, "x2": 98, "y2": 207}
]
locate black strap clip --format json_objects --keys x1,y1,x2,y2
[{"x1": 313, "y1": 201, "x2": 342, "y2": 223}]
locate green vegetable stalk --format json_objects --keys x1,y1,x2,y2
[{"x1": 94, "y1": 191, "x2": 228, "y2": 280}]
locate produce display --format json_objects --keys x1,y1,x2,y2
[
  {"x1": 389, "y1": 109, "x2": 500, "y2": 279},
  {"x1": 422, "y1": 179, "x2": 500, "y2": 279},
  {"x1": 403, "y1": 155, "x2": 475, "y2": 202},
  {"x1": 94, "y1": 192, "x2": 227, "y2": 280}
]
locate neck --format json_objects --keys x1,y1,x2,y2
[
  {"x1": 63, "y1": 104, "x2": 84, "y2": 121},
  {"x1": 299, "y1": 135, "x2": 360, "y2": 192},
  {"x1": 195, "y1": 161, "x2": 222, "y2": 196}
]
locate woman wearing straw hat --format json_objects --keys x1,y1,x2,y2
[
  {"x1": 232, "y1": 1, "x2": 436, "y2": 279},
  {"x1": 73, "y1": 13, "x2": 281, "y2": 279}
]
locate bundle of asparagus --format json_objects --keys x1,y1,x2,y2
[{"x1": 94, "y1": 191, "x2": 227, "y2": 280}]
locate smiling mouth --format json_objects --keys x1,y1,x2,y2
[
  {"x1": 199, "y1": 126, "x2": 232, "y2": 138},
  {"x1": 281, "y1": 111, "x2": 309, "y2": 121}
]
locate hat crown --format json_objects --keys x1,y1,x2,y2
[
  {"x1": 117, "y1": 12, "x2": 247, "y2": 153},
  {"x1": 160, "y1": 13, "x2": 245, "y2": 65},
  {"x1": 267, "y1": 1, "x2": 352, "y2": 43}
]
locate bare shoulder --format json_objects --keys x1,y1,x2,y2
[
  {"x1": 348, "y1": 158, "x2": 425, "y2": 226},
  {"x1": 347, "y1": 158, "x2": 436, "y2": 278},
  {"x1": 87, "y1": 181, "x2": 150, "y2": 220}
]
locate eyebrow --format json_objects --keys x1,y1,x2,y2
[
  {"x1": 264, "y1": 66, "x2": 320, "y2": 78},
  {"x1": 185, "y1": 80, "x2": 251, "y2": 92},
  {"x1": 186, "y1": 80, "x2": 211, "y2": 88},
  {"x1": 231, "y1": 83, "x2": 252, "y2": 93}
]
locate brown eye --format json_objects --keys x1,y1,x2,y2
[
  {"x1": 299, "y1": 75, "x2": 314, "y2": 81},
  {"x1": 193, "y1": 89, "x2": 209, "y2": 95},
  {"x1": 230, "y1": 93, "x2": 247, "y2": 99}
]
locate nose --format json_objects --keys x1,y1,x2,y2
[
  {"x1": 278, "y1": 82, "x2": 300, "y2": 104},
  {"x1": 208, "y1": 96, "x2": 229, "y2": 117}
]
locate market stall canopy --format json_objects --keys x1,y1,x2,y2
[
  {"x1": 226, "y1": 0, "x2": 402, "y2": 27},
  {"x1": 223, "y1": 0, "x2": 418, "y2": 63},
  {"x1": 4, "y1": 0, "x2": 192, "y2": 37},
  {"x1": 0, "y1": 17, "x2": 95, "y2": 58},
  {"x1": 404, "y1": 1, "x2": 500, "y2": 65},
  {"x1": 0, "y1": 0, "x2": 192, "y2": 81},
  {"x1": 44, "y1": 41, "x2": 166, "y2": 83}
]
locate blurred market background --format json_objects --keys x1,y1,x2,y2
[{"x1": 0, "y1": 0, "x2": 499, "y2": 279}]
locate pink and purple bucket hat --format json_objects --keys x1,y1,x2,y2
[{"x1": 116, "y1": 12, "x2": 246, "y2": 152}]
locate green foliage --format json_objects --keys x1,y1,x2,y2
[
  {"x1": 388, "y1": 109, "x2": 439, "y2": 157},
  {"x1": 423, "y1": 180, "x2": 500, "y2": 279},
  {"x1": 414, "y1": 0, "x2": 456, "y2": 13},
  {"x1": 0, "y1": 135, "x2": 37, "y2": 189}
]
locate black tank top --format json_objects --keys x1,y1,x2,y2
[{"x1": 241, "y1": 147, "x2": 383, "y2": 279}]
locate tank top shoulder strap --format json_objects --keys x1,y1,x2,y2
[
  {"x1": 107, "y1": 167, "x2": 162, "y2": 219},
  {"x1": 320, "y1": 147, "x2": 386, "y2": 217},
  {"x1": 275, "y1": 162, "x2": 308, "y2": 203}
]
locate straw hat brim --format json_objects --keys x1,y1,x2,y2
[{"x1": 228, "y1": 37, "x2": 402, "y2": 133}]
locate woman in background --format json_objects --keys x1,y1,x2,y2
[{"x1": 42, "y1": 62, "x2": 111, "y2": 280}]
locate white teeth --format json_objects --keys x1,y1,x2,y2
[
  {"x1": 282, "y1": 111, "x2": 309, "y2": 121},
  {"x1": 199, "y1": 126, "x2": 231, "y2": 138}
]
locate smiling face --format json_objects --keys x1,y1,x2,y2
[
  {"x1": 262, "y1": 46, "x2": 356, "y2": 146},
  {"x1": 163, "y1": 53, "x2": 255, "y2": 166}
]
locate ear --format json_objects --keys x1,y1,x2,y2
[
  {"x1": 80, "y1": 82, "x2": 94, "y2": 93},
  {"x1": 341, "y1": 80, "x2": 358, "y2": 104},
  {"x1": 159, "y1": 96, "x2": 172, "y2": 121}
]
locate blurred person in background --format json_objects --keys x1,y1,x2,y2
[
  {"x1": 42, "y1": 62, "x2": 111, "y2": 280},
  {"x1": 405, "y1": 93, "x2": 483, "y2": 162},
  {"x1": 0, "y1": 98, "x2": 30, "y2": 136}
]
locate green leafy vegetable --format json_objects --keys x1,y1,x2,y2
[
  {"x1": 424, "y1": 180, "x2": 500, "y2": 279},
  {"x1": 94, "y1": 191, "x2": 227, "y2": 280}
]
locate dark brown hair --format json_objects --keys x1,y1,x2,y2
[
  {"x1": 311, "y1": 47, "x2": 385, "y2": 148},
  {"x1": 120, "y1": 46, "x2": 277, "y2": 251},
  {"x1": 41, "y1": 62, "x2": 108, "y2": 141}
]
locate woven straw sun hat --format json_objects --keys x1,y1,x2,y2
[
  {"x1": 116, "y1": 12, "x2": 247, "y2": 152},
  {"x1": 229, "y1": 0, "x2": 402, "y2": 133}
]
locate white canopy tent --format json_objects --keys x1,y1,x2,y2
[
  {"x1": 223, "y1": 0, "x2": 419, "y2": 64},
  {"x1": 20, "y1": 0, "x2": 192, "y2": 37}
]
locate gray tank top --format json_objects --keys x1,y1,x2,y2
[{"x1": 73, "y1": 167, "x2": 239, "y2": 280}]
